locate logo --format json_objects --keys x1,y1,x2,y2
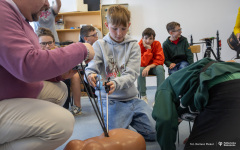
[{"x1": 218, "y1": 142, "x2": 222, "y2": 146}]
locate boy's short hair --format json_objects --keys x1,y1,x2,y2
[
  {"x1": 166, "y1": 22, "x2": 180, "y2": 33},
  {"x1": 80, "y1": 25, "x2": 96, "y2": 42},
  {"x1": 36, "y1": 27, "x2": 55, "y2": 42},
  {"x1": 142, "y1": 28, "x2": 156, "y2": 39},
  {"x1": 106, "y1": 5, "x2": 130, "y2": 27}
]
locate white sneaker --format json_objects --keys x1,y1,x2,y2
[
  {"x1": 70, "y1": 105, "x2": 82, "y2": 116},
  {"x1": 141, "y1": 96, "x2": 148, "y2": 104}
]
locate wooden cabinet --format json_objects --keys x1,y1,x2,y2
[{"x1": 56, "y1": 11, "x2": 101, "y2": 42}]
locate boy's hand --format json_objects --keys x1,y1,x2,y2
[
  {"x1": 142, "y1": 41, "x2": 151, "y2": 50},
  {"x1": 105, "y1": 81, "x2": 115, "y2": 95},
  {"x1": 50, "y1": 45, "x2": 59, "y2": 50},
  {"x1": 142, "y1": 66, "x2": 150, "y2": 77},
  {"x1": 169, "y1": 63, "x2": 176, "y2": 69},
  {"x1": 87, "y1": 73, "x2": 97, "y2": 87}
]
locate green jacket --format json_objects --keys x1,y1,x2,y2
[
  {"x1": 163, "y1": 36, "x2": 193, "y2": 67},
  {"x1": 152, "y1": 58, "x2": 240, "y2": 150}
]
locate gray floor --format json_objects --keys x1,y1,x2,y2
[{"x1": 56, "y1": 86, "x2": 192, "y2": 150}]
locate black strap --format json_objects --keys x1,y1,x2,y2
[{"x1": 200, "y1": 61, "x2": 217, "y2": 73}]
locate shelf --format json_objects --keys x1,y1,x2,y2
[
  {"x1": 58, "y1": 11, "x2": 100, "y2": 16},
  {"x1": 56, "y1": 10, "x2": 101, "y2": 42},
  {"x1": 57, "y1": 27, "x2": 102, "y2": 32},
  {"x1": 56, "y1": 29, "x2": 80, "y2": 32}
]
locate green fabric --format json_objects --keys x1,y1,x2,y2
[
  {"x1": 208, "y1": 72, "x2": 240, "y2": 89},
  {"x1": 152, "y1": 58, "x2": 240, "y2": 150},
  {"x1": 162, "y1": 36, "x2": 193, "y2": 67}
]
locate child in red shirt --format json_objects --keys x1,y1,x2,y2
[{"x1": 138, "y1": 28, "x2": 165, "y2": 103}]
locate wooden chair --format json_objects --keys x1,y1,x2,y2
[{"x1": 190, "y1": 45, "x2": 201, "y2": 61}]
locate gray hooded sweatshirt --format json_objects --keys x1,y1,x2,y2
[{"x1": 85, "y1": 33, "x2": 141, "y2": 101}]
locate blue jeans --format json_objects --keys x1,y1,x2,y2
[
  {"x1": 98, "y1": 98, "x2": 156, "y2": 141},
  {"x1": 138, "y1": 65, "x2": 165, "y2": 96},
  {"x1": 168, "y1": 61, "x2": 189, "y2": 75}
]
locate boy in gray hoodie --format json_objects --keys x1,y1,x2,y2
[{"x1": 85, "y1": 5, "x2": 156, "y2": 141}]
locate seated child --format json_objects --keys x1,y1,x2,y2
[
  {"x1": 138, "y1": 28, "x2": 165, "y2": 103},
  {"x1": 79, "y1": 25, "x2": 99, "y2": 98},
  {"x1": 79, "y1": 25, "x2": 99, "y2": 45},
  {"x1": 163, "y1": 21, "x2": 193, "y2": 75},
  {"x1": 36, "y1": 27, "x2": 82, "y2": 115}
]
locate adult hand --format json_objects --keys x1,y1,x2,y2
[
  {"x1": 142, "y1": 40, "x2": 151, "y2": 50},
  {"x1": 105, "y1": 81, "x2": 115, "y2": 95},
  {"x1": 87, "y1": 73, "x2": 97, "y2": 88},
  {"x1": 83, "y1": 43, "x2": 95, "y2": 64},
  {"x1": 169, "y1": 63, "x2": 176, "y2": 69},
  {"x1": 142, "y1": 66, "x2": 150, "y2": 77},
  {"x1": 61, "y1": 70, "x2": 77, "y2": 79}
]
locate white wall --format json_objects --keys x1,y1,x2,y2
[
  {"x1": 100, "y1": 0, "x2": 238, "y2": 60},
  {"x1": 61, "y1": 0, "x2": 239, "y2": 86}
]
